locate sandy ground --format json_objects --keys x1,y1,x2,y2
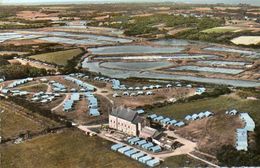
[
  {"x1": 231, "y1": 36, "x2": 260, "y2": 45},
  {"x1": 16, "y1": 11, "x2": 60, "y2": 21},
  {"x1": 175, "y1": 114, "x2": 243, "y2": 155},
  {"x1": 111, "y1": 88, "x2": 195, "y2": 109},
  {"x1": 0, "y1": 51, "x2": 29, "y2": 56},
  {"x1": 3, "y1": 39, "x2": 48, "y2": 46}
]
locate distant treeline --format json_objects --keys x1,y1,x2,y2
[
  {"x1": 174, "y1": 29, "x2": 260, "y2": 47},
  {"x1": 88, "y1": 14, "x2": 224, "y2": 37},
  {"x1": 0, "y1": 64, "x2": 48, "y2": 80}
]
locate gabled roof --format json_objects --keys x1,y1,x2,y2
[{"x1": 111, "y1": 107, "x2": 141, "y2": 124}]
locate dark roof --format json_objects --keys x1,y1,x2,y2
[
  {"x1": 132, "y1": 116, "x2": 144, "y2": 124},
  {"x1": 111, "y1": 107, "x2": 143, "y2": 124}
]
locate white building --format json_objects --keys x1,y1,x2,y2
[{"x1": 109, "y1": 107, "x2": 145, "y2": 136}]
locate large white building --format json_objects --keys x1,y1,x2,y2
[{"x1": 109, "y1": 107, "x2": 145, "y2": 136}]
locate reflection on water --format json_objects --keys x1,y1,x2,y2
[
  {"x1": 204, "y1": 46, "x2": 259, "y2": 58},
  {"x1": 89, "y1": 45, "x2": 185, "y2": 55},
  {"x1": 169, "y1": 66, "x2": 244, "y2": 74},
  {"x1": 197, "y1": 60, "x2": 249, "y2": 66},
  {"x1": 100, "y1": 61, "x2": 173, "y2": 70},
  {"x1": 94, "y1": 54, "x2": 219, "y2": 60}
]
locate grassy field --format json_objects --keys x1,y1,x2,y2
[
  {"x1": 150, "y1": 95, "x2": 260, "y2": 125},
  {"x1": 0, "y1": 100, "x2": 61, "y2": 139},
  {"x1": 161, "y1": 155, "x2": 208, "y2": 167},
  {"x1": 29, "y1": 48, "x2": 83, "y2": 66},
  {"x1": 202, "y1": 26, "x2": 240, "y2": 33},
  {"x1": 0, "y1": 106, "x2": 44, "y2": 139},
  {"x1": 0, "y1": 129, "x2": 144, "y2": 168},
  {"x1": 0, "y1": 128, "x2": 209, "y2": 168}
]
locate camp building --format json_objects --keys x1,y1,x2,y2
[{"x1": 109, "y1": 107, "x2": 145, "y2": 136}]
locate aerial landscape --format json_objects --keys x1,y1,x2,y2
[{"x1": 0, "y1": 0, "x2": 260, "y2": 167}]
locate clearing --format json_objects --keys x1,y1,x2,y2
[
  {"x1": 29, "y1": 48, "x2": 83, "y2": 66},
  {"x1": 202, "y1": 26, "x2": 241, "y2": 33},
  {"x1": 231, "y1": 36, "x2": 260, "y2": 45}
]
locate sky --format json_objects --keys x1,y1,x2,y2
[{"x1": 1, "y1": 0, "x2": 260, "y2": 6}]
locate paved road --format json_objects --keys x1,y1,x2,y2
[{"x1": 77, "y1": 125, "x2": 219, "y2": 167}]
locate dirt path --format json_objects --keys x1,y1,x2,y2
[
  {"x1": 95, "y1": 88, "x2": 114, "y2": 105},
  {"x1": 188, "y1": 153, "x2": 219, "y2": 167},
  {"x1": 51, "y1": 93, "x2": 71, "y2": 112},
  {"x1": 46, "y1": 84, "x2": 52, "y2": 93},
  {"x1": 15, "y1": 58, "x2": 57, "y2": 71}
]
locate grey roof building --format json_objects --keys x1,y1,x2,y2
[{"x1": 109, "y1": 107, "x2": 146, "y2": 136}]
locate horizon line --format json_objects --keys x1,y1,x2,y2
[{"x1": 0, "y1": 1, "x2": 258, "y2": 6}]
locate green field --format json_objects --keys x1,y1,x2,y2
[
  {"x1": 202, "y1": 27, "x2": 240, "y2": 33},
  {"x1": 0, "y1": 128, "x2": 209, "y2": 168},
  {"x1": 1, "y1": 108, "x2": 44, "y2": 139},
  {"x1": 161, "y1": 155, "x2": 208, "y2": 167},
  {"x1": 0, "y1": 100, "x2": 60, "y2": 139},
  {"x1": 29, "y1": 48, "x2": 83, "y2": 66},
  {"x1": 0, "y1": 129, "x2": 144, "y2": 168},
  {"x1": 150, "y1": 95, "x2": 260, "y2": 125}
]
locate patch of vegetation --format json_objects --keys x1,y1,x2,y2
[
  {"x1": 0, "y1": 103, "x2": 43, "y2": 139},
  {"x1": 174, "y1": 29, "x2": 260, "y2": 46},
  {"x1": 18, "y1": 83, "x2": 48, "y2": 92},
  {"x1": 141, "y1": 87, "x2": 231, "y2": 115},
  {"x1": 88, "y1": 13, "x2": 224, "y2": 37},
  {"x1": 0, "y1": 58, "x2": 10, "y2": 66},
  {"x1": 236, "y1": 88, "x2": 260, "y2": 99},
  {"x1": 0, "y1": 64, "x2": 47, "y2": 80},
  {"x1": 29, "y1": 48, "x2": 83, "y2": 66},
  {"x1": 0, "y1": 100, "x2": 61, "y2": 140},
  {"x1": 9, "y1": 97, "x2": 72, "y2": 127},
  {"x1": 124, "y1": 15, "x2": 223, "y2": 36},
  {"x1": 0, "y1": 129, "x2": 144, "y2": 168},
  {"x1": 0, "y1": 43, "x2": 65, "y2": 59},
  {"x1": 202, "y1": 27, "x2": 238, "y2": 33},
  {"x1": 161, "y1": 155, "x2": 208, "y2": 167}
]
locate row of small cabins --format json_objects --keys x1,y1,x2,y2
[
  {"x1": 7, "y1": 77, "x2": 34, "y2": 88},
  {"x1": 93, "y1": 75, "x2": 195, "y2": 91},
  {"x1": 148, "y1": 114, "x2": 185, "y2": 127},
  {"x1": 63, "y1": 76, "x2": 100, "y2": 116},
  {"x1": 63, "y1": 92, "x2": 100, "y2": 116},
  {"x1": 184, "y1": 111, "x2": 214, "y2": 121},
  {"x1": 50, "y1": 81, "x2": 67, "y2": 93},
  {"x1": 31, "y1": 91, "x2": 61, "y2": 103},
  {"x1": 63, "y1": 93, "x2": 80, "y2": 112},
  {"x1": 127, "y1": 137, "x2": 162, "y2": 153},
  {"x1": 148, "y1": 111, "x2": 214, "y2": 127},
  {"x1": 113, "y1": 91, "x2": 154, "y2": 97},
  {"x1": 234, "y1": 112, "x2": 255, "y2": 151},
  {"x1": 111, "y1": 143, "x2": 161, "y2": 167},
  {"x1": 85, "y1": 92, "x2": 100, "y2": 116},
  {"x1": 0, "y1": 88, "x2": 30, "y2": 96}
]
